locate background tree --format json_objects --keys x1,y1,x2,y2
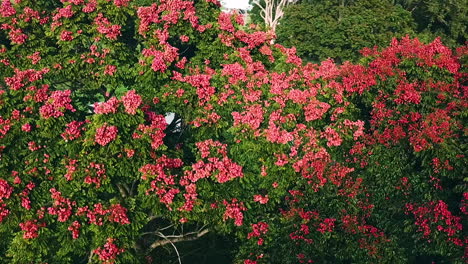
[
  {"x1": 275, "y1": 0, "x2": 416, "y2": 62},
  {"x1": 392, "y1": 0, "x2": 467, "y2": 47}
]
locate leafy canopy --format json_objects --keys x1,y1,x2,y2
[{"x1": 0, "y1": 0, "x2": 467, "y2": 263}]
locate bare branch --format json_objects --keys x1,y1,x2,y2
[
  {"x1": 116, "y1": 183, "x2": 128, "y2": 198},
  {"x1": 146, "y1": 214, "x2": 163, "y2": 221},
  {"x1": 251, "y1": 0, "x2": 298, "y2": 33},
  {"x1": 157, "y1": 232, "x2": 182, "y2": 264},
  {"x1": 87, "y1": 250, "x2": 94, "y2": 264},
  {"x1": 149, "y1": 228, "x2": 210, "y2": 249}
]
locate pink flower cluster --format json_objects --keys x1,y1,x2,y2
[
  {"x1": 77, "y1": 204, "x2": 105, "y2": 226},
  {"x1": 322, "y1": 127, "x2": 342, "y2": 147},
  {"x1": 39, "y1": 90, "x2": 76, "y2": 119},
  {"x1": 78, "y1": 202, "x2": 130, "y2": 226},
  {"x1": 84, "y1": 162, "x2": 107, "y2": 188},
  {"x1": 107, "y1": 204, "x2": 131, "y2": 224},
  {"x1": 64, "y1": 159, "x2": 78, "y2": 181},
  {"x1": 27, "y1": 51, "x2": 41, "y2": 65},
  {"x1": 189, "y1": 76, "x2": 214, "y2": 105},
  {"x1": 82, "y1": 0, "x2": 97, "y2": 13},
  {"x1": 394, "y1": 82, "x2": 421, "y2": 105},
  {"x1": 253, "y1": 195, "x2": 269, "y2": 204},
  {"x1": 186, "y1": 140, "x2": 244, "y2": 184},
  {"x1": 93, "y1": 238, "x2": 124, "y2": 264},
  {"x1": 19, "y1": 220, "x2": 43, "y2": 239},
  {"x1": 304, "y1": 100, "x2": 331, "y2": 122},
  {"x1": 139, "y1": 156, "x2": 183, "y2": 208},
  {"x1": 95, "y1": 124, "x2": 118, "y2": 146},
  {"x1": 121, "y1": 90, "x2": 142, "y2": 115},
  {"x1": 136, "y1": 113, "x2": 167, "y2": 149},
  {"x1": 113, "y1": 0, "x2": 131, "y2": 7},
  {"x1": 0, "y1": 203, "x2": 10, "y2": 223},
  {"x1": 223, "y1": 198, "x2": 246, "y2": 226},
  {"x1": 232, "y1": 104, "x2": 264, "y2": 130},
  {"x1": 0, "y1": 116, "x2": 11, "y2": 139},
  {"x1": 247, "y1": 222, "x2": 269, "y2": 245},
  {"x1": 47, "y1": 188, "x2": 75, "y2": 222},
  {"x1": 94, "y1": 97, "x2": 120, "y2": 114},
  {"x1": 293, "y1": 148, "x2": 331, "y2": 191},
  {"x1": 0, "y1": 179, "x2": 13, "y2": 199},
  {"x1": 94, "y1": 13, "x2": 121, "y2": 40},
  {"x1": 61, "y1": 121, "x2": 85, "y2": 141},
  {"x1": 53, "y1": 5, "x2": 75, "y2": 21},
  {"x1": 19, "y1": 182, "x2": 35, "y2": 210},
  {"x1": 68, "y1": 221, "x2": 81, "y2": 239},
  {"x1": 0, "y1": 180, "x2": 12, "y2": 222},
  {"x1": 60, "y1": 30, "x2": 74, "y2": 41},
  {"x1": 1, "y1": 0, "x2": 16, "y2": 17},
  {"x1": 5, "y1": 68, "x2": 48, "y2": 91},
  {"x1": 222, "y1": 62, "x2": 247, "y2": 84},
  {"x1": 104, "y1": 65, "x2": 117, "y2": 75}
]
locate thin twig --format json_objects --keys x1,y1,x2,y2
[{"x1": 157, "y1": 232, "x2": 182, "y2": 264}]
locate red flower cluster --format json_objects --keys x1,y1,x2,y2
[
  {"x1": 317, "y1": 218, "x2": 336, "y2": 233},
  {"x1": 405, "y1": 200, "x2": 463, "y2": 244}
]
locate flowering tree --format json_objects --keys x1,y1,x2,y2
[{"x1": 0, "y1": 0, "x2": 466, "y2": 264}]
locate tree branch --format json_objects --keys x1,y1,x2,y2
[
  {"x1": 116, "y1": 183, "x2": 128, "y2": 198},
  {"x1": 149, "y1": 228, "x2": 210, "y2": 249},
  {"x1": 87, "y1": 250, "x2": 94, "y2": 264}
]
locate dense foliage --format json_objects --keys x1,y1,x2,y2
[
  {"x1": 0, "y1": 0, "x2": 466, "y2": 263},
  {"x1": 265, "y1": 0, "x2": 467, "y2": 63},
  {"x1": 393, "y1": 0, "x2": 468, "y2": 47},
  {"x1": 275, "y1": 0, "x2": 416, "y2": 62}
]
